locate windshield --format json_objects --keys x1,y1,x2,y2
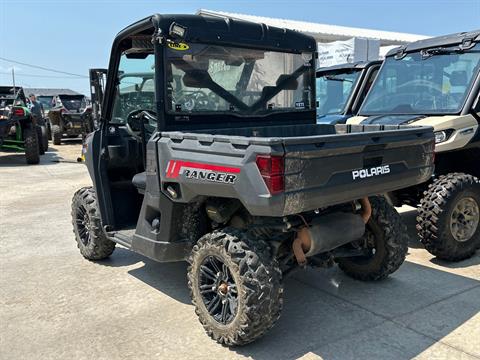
[
  {"x1": 360, "y1": 43, "x2": 480, "y2": 115},
  {"x1": 37, "y1": 96, "x2": 53, "y2": 110},
  {"x1": 165, "y1": 43, "x2": 315, "y2": 116},
  {"x1": 316, "y1": 69, "x2": 361, "y2": 116}
]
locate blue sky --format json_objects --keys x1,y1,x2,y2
[{"x1": 1, "y1": 0, "x2": 479, "y2": 95}]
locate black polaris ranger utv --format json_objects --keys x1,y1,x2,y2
[
  {"x1": 0, "y1": 86, "x2": 43, "y2": 164},
  {"x1": 72, "y1": 14, "x2": 435, "y2": 346},
  {"x1": 48, "y1": 93, "x2": 93, "y2": 144},
  {"x1": 316, "y1": 60, "x2": 381, "y2": 124},
  {"x1": 348, "y1": 30, "x2": 480, "y2": 261}
]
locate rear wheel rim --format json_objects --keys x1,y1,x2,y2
[
  {"x1": 198, "y1": 255, "x2": 238, "y2": 325},
  {"x1": 75, "y1": 205, "x2": 91, "y2": 246},
  {"x1": 450, "y1": 197, "x2": 479, "y2": 242}
]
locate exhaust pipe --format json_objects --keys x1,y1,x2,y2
[{"x1": 292, "y1": 197, "x2": 371, "y2": 266}]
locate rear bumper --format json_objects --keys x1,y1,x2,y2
[
  {"x1": 61, "y1": 114, "x2": 87, "y2": 134},
  {"x1": 63, "y1": 113, "x2": 86, "y2": 123}
]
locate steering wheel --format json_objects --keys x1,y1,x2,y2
[
  {"x1": 174, "y1": 91, "x2": 212, "y2": 111},
  {"x1": 191, "y1": 91, "x2": 211, "y2": 109},
  {"x1": 413, "y1": 92, "x2": 437, "y2": 108},
  {"x1": 126, "y1": 109, "x2": 157, "y2": 140}
]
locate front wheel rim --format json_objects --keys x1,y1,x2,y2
[
  {"x1": 450, "y1": 197, "x2": 479, "y2": 242},
  {"x1": 75, "y1": 205, "x2": 91, "y2": 246},
  {"x1": 198, "y1": 255, "x2": 238, "y2": 325}
]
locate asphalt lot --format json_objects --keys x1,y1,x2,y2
[{"x1": 1, "y1": 142, "x2": 479, "y2": 360}]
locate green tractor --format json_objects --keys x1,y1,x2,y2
[{"x1": 0, "y1": 86, "x2": 42, "y2": 164}]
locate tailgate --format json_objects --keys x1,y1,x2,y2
[
  {"x1": 159, "y1": 124, "x2": 434, "y2": 217},
  {"x1": 282, "y1": 124, "x2": 435, "y2": 214}
]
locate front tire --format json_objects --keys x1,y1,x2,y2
[
  {"x1": 52, "y1": 125, "x2": 62, "y2": 145},
  {"x1": 417, "y1": 173, "x2": 480, "y2": 261},
  {"x1": 71, "y1": 187, "x2": 115, "y2": 260},
  {"x1": 337, "y1": 196, "x2": 408, "y2": 281},
  {"x1": 24, "y1": 128, "x2": 40, "y2": 164},
  {"x1": 188, "y1": 228, "x2": 283, "y2": 346}
]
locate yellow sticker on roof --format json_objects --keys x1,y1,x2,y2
[{"x1": 168, "y1": 42, "x2": 189, "y2": 51}]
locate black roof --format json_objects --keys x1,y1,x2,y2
[
  {"x1": 115, "y1": 14, "x2": 316, "y2": 53},
  {"x1": 385, "y1": 29, "x2": 480, "y2": 57},
  {"x1": 58, "y1": 94, "x2": 86, "y2": 99},
  {"x1": 25, "y1": 88, "x2": 81, "y2": 96},
  {"x1": 0, "y1": 86, "x2": 25, "y2": 99},
  {"x1": 316, "y1": 60, "x2": 382, "y2": 75},
  {"x1": 0, "y1": 86, "x2": 17, "y2": 96}
]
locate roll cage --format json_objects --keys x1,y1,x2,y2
[
  {"x1": 359, "y1": 30, "x2": 480, "y2": 117},
  {"x1": 99, "y1": 14, "x2": 317, "y2": 132},
  {"x1": 0, "y1": 86, "x2": 27, "y2": 108},
  {"x1": 316, "y1": 61, "x2": 381, "y2": 118}
]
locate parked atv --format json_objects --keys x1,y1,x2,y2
[
  {"x1": 71, "y1": 14, "x2": 435, "y2": 345},
  {"x1": 0, "y1": 86, "x2": 42, "y2": 164},
  {"x1": 316, "y1": 60, "x2": 381, "y2": 124},
  {"x1": 48, "y1": 94, "x2": 93, "y2": 145},
  {"x1": 348, "y1": 29, "x2": 480, "y2": 261}
]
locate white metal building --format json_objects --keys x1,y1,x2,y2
[
  {"x1": 197, "y1": 9, "x2": 429, "y2": 66},
  {"x1": 197, "y1": 9, "x2": 428, "y2": 45}
]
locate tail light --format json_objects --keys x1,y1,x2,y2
[
  {"x1": 13, "y1": 107, "x2": 25, "y2": 116},
  {"x1": 256, "y1": 155, "x2": 284, "y2": 195}
]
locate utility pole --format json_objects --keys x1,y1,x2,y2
[{"x1": 12, "y1": 67, "x2": 16, "y2": 95}]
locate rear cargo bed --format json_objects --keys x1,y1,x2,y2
[{"x1": 160, "y1": 124, "x2": 435, "y2": 216}]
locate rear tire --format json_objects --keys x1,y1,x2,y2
[
  {"x1": 41, "y1": 125, "x2": 48, "y2": 152},
  {"x1": 188, "y1": 227, "x2": 283, "y2": 346},
  {"x1": 52, "y1": 125, "x2": 62, "y2": 145},
  {"x1": 36, "y1": 126, "x2": 48, "y2": 154},
  {"x1": 417, "y1": 173, "x2": 480, "y2": 261},
  {"x1": 47, "y1": 121, "x2": 52, "y2": 140},
  {"x1": 71, "y1": 187, "x2": 115, "y2": 260},
  {"x1": 24, "y1": 128, "x2": 40, "y2": 164},
  {"x1": 337, "y1": 196, "x2": 408, "y2": 281}
]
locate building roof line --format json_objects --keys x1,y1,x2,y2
[{"x1": 197, "y1": 9, "x2": 429, "y2": 45}]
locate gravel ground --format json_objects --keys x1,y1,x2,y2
[{"x1": 1, "y1": 141, "x2": 479, "y2": 360}]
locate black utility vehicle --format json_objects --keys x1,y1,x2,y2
[
  {"x1": 72, "y1": 14, "x2": 435, "y2": 345},
  {"x1": 316, "y1": 61, "x2": 381, "y2": 124},
  {"x1": 48, "y1": 94, "x2": 93, "y2": 144}
]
